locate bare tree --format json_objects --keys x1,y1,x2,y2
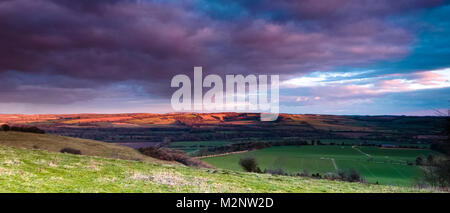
[{"x1": 423, "y1": 104, "x2": 450, "y2": 188}]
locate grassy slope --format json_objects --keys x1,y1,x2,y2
[
  {"x1": 0, "y1": 145, "x2": 432, "y2": 193},
  {"x1": 202, "y1": 146, "x2": 439, "y2": 186},
  {"x1": 0, "y1": 132, "x2": 162, "y2": 163}
]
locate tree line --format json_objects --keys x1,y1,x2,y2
[{"x1": 1, "y1": 124, "x2": 45, "y2": 134}]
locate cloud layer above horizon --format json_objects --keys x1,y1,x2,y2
[{"x1": 0, "y1": 0, "x2": 449, "y2": 115}]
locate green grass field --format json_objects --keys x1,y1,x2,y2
[
  {"x1": 202, "y1": 146, "x2": 439, "y2": 186},
  {"x1": 169, "y1": 137, "x2": 430, "y2": 156},
  {"x1": 0, "y1": 145, "x2": 434, "y2": 192}
]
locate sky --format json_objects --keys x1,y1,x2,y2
[{"x1": 0, "y1": 0, "x2": 449, "y2": 115}]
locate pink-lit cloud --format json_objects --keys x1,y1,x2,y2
[{"x1": 282, "y1": 68, "x2": 450, "y2": 106}]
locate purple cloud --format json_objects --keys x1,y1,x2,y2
[{"x1": 0, "y1": 0, "x2": 446, "y2": 110}]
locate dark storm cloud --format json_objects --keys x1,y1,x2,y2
[
  {"x1": 0, "y1": 0, "x2": 446, "y2": 105},
  {"x1": 196, "y1": 0, "x2": 443, "y2": 23},
  {"x1": 264, "y1": 0, "x2": 442, "y2": 21}
]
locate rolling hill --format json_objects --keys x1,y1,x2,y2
[
  {"x1": 0, "y1": 131, "x2": 163, "y2": 163},
  {"x1": 0, "y1": 113, "x2": 445, "y2": 133},
  {"x1": 0, "y1": 144, "x2": 434, "y2": 193}
]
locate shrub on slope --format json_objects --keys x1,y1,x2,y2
[{"x1": 139, "y1": 147, "x2": 213, "y2": 168}]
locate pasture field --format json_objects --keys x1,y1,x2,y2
[
  {"x1": 169, "y1": 137, "x2": 430, "y2": 155},
  {"x1": 202, "y1": 146, "x2": 440, "y2": 186}
]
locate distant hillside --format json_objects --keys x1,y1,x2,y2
[
  {"x1": 0, "y1": 113, "x2": 445, "y2": 145},
  {"x1": 0, "y1": 145, "x2": 434, "y2": 192},
  {"x1": 0, "y1": 131, "x2": 164, "y2": 163},
  {"x1": 0, "y1": 113, "x2": 444, "y2": 132}
]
